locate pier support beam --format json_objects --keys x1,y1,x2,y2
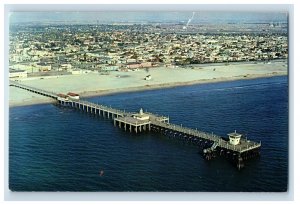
[{"x1": 236, "y1": 154, "x2": 244, "y2": 170}]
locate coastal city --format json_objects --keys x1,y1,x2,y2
[
  {"x1": 9, "y1": 23, "x2": 288, "y2": 78},
  {"x1": 8, "y1": 10, "x2": 289, "y2": 193}
]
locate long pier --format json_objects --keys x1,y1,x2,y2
[{"x1": 10, "y1": 80, "x2": 261, "y2": 169}]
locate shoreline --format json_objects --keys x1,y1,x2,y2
[
  {"x1": 78, "y1": 73, "x2": 286, "y2": 98},
  {"x1": 9, "y1": 73, "x2": 287, "y2": 108}
]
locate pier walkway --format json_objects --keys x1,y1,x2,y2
[
  {"x1": 69, "y1": 99, "x2": 129, "y2": 119},
  {"x1": 10, "y1": 80, "x2": 57, "y2": 99}
]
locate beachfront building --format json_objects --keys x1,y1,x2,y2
[
  {"x1": 37, "y1": 64, "x2": 52, "y2": 72},
  {"x1": 101, "y1": 65, "x2": 119, "y2": 71},
  {"x1": 9, "y1": 69, "x2": 28, "y2": 78},
  {"x1": 71, "y1": 69, "x2": 84, "y2": 75}
]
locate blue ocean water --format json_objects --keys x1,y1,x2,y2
[{"x1": 9, "y1": 76, "x2": 288, "y2": 192}]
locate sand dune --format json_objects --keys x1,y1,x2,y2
[{"x1": 9, "y1": 60, "x2": 288, "y2": 107}]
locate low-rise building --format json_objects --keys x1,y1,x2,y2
[
  {"x1": 57, "y1": 93, "x2": 69, "y2": 101},
  {"x1": 101, "y1": 65, "x2": 119, "y2": 71},
  {"x1": 9, "y1": 69, "x2": 28, "y2": 78},
  {"x1": 67, "y1": 92, "x2": 80, "y2": 100}
]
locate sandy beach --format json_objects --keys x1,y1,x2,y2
[{"x1": 9, "y1": 60, "x2": 288, "y2": 107}]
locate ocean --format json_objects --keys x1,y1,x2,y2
[{"x1": 9, "y1": 76, "x2": 288, "y2": 192}]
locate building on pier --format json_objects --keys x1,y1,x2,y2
[
  {"x1": 57, "y1": 93, "x2": 69, "y2": 101},
  {"x1": 133, "y1": 108, "x2": 150, "y2": 120},
  {"x1": 114, "y1": 108, "x2": 170, "y2": 133},
  {"x1": 67, "y1": 92, "x2": 80, "y2": 100},
  {"x1": 57, "y1": 92, "x2": 80, "y2": 102},
  {"x1": 228, "y1": 130, "x2": 242, "y2": 145}
]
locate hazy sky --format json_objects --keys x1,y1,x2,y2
[{"x1": 9, "y1": 11, "x2": 288, "y2": 25}]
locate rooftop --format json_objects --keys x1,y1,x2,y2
[
  {"x1": 228, "y1": 132, "x2": 242, "y2": 138},
  {"x1": 9, "y1": 69, "x2": 26, "y2": 73}
]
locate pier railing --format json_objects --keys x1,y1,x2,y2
[{"x1": 75, "y1": 100, "x2": 131, "y2": 117}]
